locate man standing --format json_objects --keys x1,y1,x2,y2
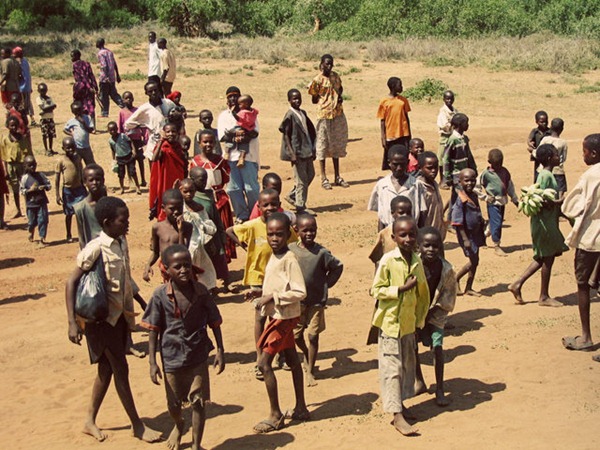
[
  {"x1": 96, "y1": 38, "x2": 124, "y2": 118},
  {"x1": 13, "y1": 47, "x2": 35, "y2": 125},
  {"x1": 158, "y1": 38, "x2": 176, "y2": 96},
  {"x1": 0, "y1": 48, "x2": 22, "y2": 106},
  {"x1": 147, "y1": 32, "x2": 162, "y2": 93}
]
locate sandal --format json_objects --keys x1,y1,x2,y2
[
  {"x1": 254, "y1": 365, "x2": 264, "y2": 381},
  {"x1": 253, "y1": 415, "x2": 285, "y2": 434},
  {"x1": 321, "y1": 178, "x2": 332, "y2": 190},
  {"x1": 334, "y1": 177, "x2": 350, "y2": 188}
]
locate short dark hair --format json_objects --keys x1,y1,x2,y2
[
  {"x1": 392, "y1": 215, "x2": 416, "y2": 233},
  {"x1": 144, "y1": 81, "x2": 159, "y2": 92},
  {"x1": 287, "y1": 88, "x2": 301, "y2": 100},
  {"x1": 418, "y1": 150, "x2": 438, "y2": 167},
  {"x1": 95, "y1": 196, "x2": 126, "y2": 225},
  {"x1": 296, "y1": 212, "x2": 317, "y2": 226},
  {"x1": 162, "y1": 188, "x2": 183, "y2": 204},
  {"x1": 107, "y1": 121, "x2": 117, "y2": 130},
  {"x1": 71, "y1": 101, "x2": 83, "y2": 114},
  {"x1": 71, "y1": 49, "x2": 81, "y2": 59},
  {"x1": 387, "y1": 77, "x2": 401, "y2": 91},
  {"x1": 488, "y1": 148, "x2": 504, "y2": 165},
  {"x1": 583, "y1": 133, "x2": 600, "y2": 153},
  {"x1": 83, "y1": 163, "x2": 104, "y2": 177},
  {"x1": 199, "y1": 109, "x2": 213, "y2": 116},
  {"x1": 391, "y1": 195, "x2": 412, "y2": 211},
  {"x1": 535, "y1": 110, "x2": 548, "y2": 121},
  {"x1": 161, "y1": 244, "x2": 190, "y2": 267},
  {"x1": 550, "y1": 118, "x2": 564, "y2": 132},
  {"x1": 320, "y1": 54, "x2": 334, "y2": 63},
  {"x1": 387, "y1": 144, "x2": 409, "y2": 161},
  {"x1": 418, "y1": 226, "x2": 442, "y2": 243},
  {"x1": 451, "y1": 113, "x2": 468, "y2": 128},
  {"x1": 96, "y1": 38, "x2": 105, "y2": 47},
  {"x1": 262, "y1": 172, "x2": 282, "y2": 189},
  {"x1": 226, "y1": 86, "x2": 240, "y2": 96},
  {"x1": 197, "y1": 129, "x2": 214, "y2": 140},
  {"x1": 6, "y1": 115, "x2": 19, "y2": 127},
  {"x1": 266, "y1": 211, "x2": 291, "y2": 229},
  {"x1": 179, "y1": 177, "x2": 195, "y2": 188},
  {"x1": 535, "y1": 144, "x2": 557, "y2": 166},
  {"x1": 409, "y1": 138, "x2": 423, "y2": 148}
]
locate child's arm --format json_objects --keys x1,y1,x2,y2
[
  {"x1": 152, "y1": 139, "x2": 165, "y2": 162},
  {"x1": 114, "y1": 59, "x2": 121, "y2": 84},
  {"x1": 109, "y1": 141, "x2": 116, "y2": 161},
  {"x1": 65, "y1": 266, "x2": 86, "y2": 344},
  {"x1": 325, "y1": 251, "x2": 344, "y2": 289},
  {"x1": 143, "y1": 225, "x2": 160, "y2": 282},
  {"x1": 211, "y1": 326, "x2": 225, "y2": 374},
  {"x1": 507, "y1": 179, "x2": 519, "y2": 206},
  {"x1": 225, "y1": 226, "x2": 247, "y2": 251},
  {"x1": 63, "y1": 123, "x2": 73, "y2": 136},
  {"x1": 180, "y1": 220, "x2": 192, "y2": 247},
  {"x1": 380, "y1": 120, "x2": 387, "y2": 149},
  {"x1": 133, "y1": 292, "x2": 147, "y2": 310},
  {"x1": 148, "y1": 330, "x2": 162, "y2": 384},
  {"x1": 55, "y1": 165, "x2": 62, "y2": 205}
]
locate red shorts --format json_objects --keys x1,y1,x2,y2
[{"x1": 257, "y1": 318, "x2": 299, "y2": 355}]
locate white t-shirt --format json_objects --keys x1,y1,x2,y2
[
  {"x1": 148, "y1": 42, "x2": 161, "y2": 77},
  {"x1": 124, "y1": 99, "x2": 176, "y2": 159}
]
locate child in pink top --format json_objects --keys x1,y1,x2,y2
[{"x1": 230, "y1": 94, "x2": 258, "y2": 168}]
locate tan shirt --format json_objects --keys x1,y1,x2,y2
[
  {"x1": 160, "y1": 49, "x2": 176, "y2": 83},
  {"x1": 257, "y1": 250, "x2": 306, "y2": 320},
  {"x1": 539, "y1": 135, "x2": 568, "y2": 175},
  {"x1": 561, "y1": 163, "x2": 600, "y2": 251},
  {"x1": 56, "y1": 154, "x2": 83, "y2": 189},
  {"x1": 77, "y1": 232, "x2": 139, "y2": 328}
]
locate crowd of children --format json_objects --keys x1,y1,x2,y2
[{"x1": 0, "y1": 41, "x2": 598, "y2": 447}]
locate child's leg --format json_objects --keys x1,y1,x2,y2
[
  {"x1": 463, "y1": 252, "x2": 480, "y2": 296},
  {"x1": 413, "y1": 334, "x2": 427, "y2": 395},
  {"x1": 433, "y1": 346, "x2": 448, "y2": 406},
  {"x1": 103, "y1": 348, "x2": 160, "y2": 442},
  {"x1": 256, "y1": 350, "x2": 282, "y2": 424},
  {"x1": 165, "y1": 373, "x2": 185, "y2": 450},
  {"x1": 26, "y1": 207, "x2": 37, "y2": 241},
  {"x1": 254, "y1": 310, "x2": 267, "y2": 375},
  {"x1": 0, "y1": 193, "x2": 5, "y2": 227},
  {"x1": 83, "y1": 356, "x2": 113, "y2": 441},
  {"x1": 538, "y1": 256, "x2": 562, "y2": 307},
  {"x1": 577, "y1": 284, "x2": 593, "y2": 344},
  {"x1": 319, "y1": 159, "x2": 328, "y2": 182},
  {"x1": 65, "y1": 213, "x2": 73, "y2": 241},
  {"x1": 487, "y1": 204, "x2": 506, "y2": 255},
  {"x1": 191, "y1": 392, "x2": 206, "y2": 450},
  {"x1": 508, "y1": 258, "x2": 543, "y2": 304},
  {"x1": 282, "y1": 346, "x2": 309, "y2": 417},
  {"x1": 42, "y1": 134, "x2": 49, "y2": 152},
  {"x1": 48, "y1": 134, "x2": 54, "y2": 152},
  {"x1": 118, "y1": 164, "x2": 126, "y2": 193},
  {"x1": 128, "y1": 161, "x2": 141, "y2": 193}
]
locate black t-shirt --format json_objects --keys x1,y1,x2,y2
[{"x1": 423, "y1": 258, "x2": 443, "y2": 305}]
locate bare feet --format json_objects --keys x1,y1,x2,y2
[
  {"x1": 12, "y1": 211, "x2": 22, "y2": 219},
  {"x1": 305, "y1": 371, "x2": 318, "y2": 387},
  {"x1": 28, "y1": 232, "x2": 33, "y2": 242},
  {"x1": 127, "y1": 345, "x2": 147, "y2": 358},
  {"x1": 392, "y1": 412, "x2": 418, "y2": 436},
  {"x1": 414, "y1": 380, "x2": 428, "y2": 396},
  {"x1": 508, "y1": 283, "x2": 524, "y2": 305},
  {"x1": 166, "y1": 422, "x2": 183, "y2": 450},
  {"x1": 82, "y1": 421, "x2": 107, "y2": 442},
  {"x1": 132, "y1": 422, "x2": 161, "y2": 443},
  {"x1": 494, "y1": 246, "x2": 507, "y2": 257},
  {"x1": 121, "y1": 188, "x2": 126, "y2": 195},
  {"x1": 436, "y1": 390, "x2": 450, "y2": 407},
  {"x1": 462, "y1": 289, "x2": 481, "y2": 297},
  {"x1": 538, "y1": 297, "x2": 562, "y2": 307}
]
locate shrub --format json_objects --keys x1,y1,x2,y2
[{"x1": 404, "y1": 78, "x2": 448, "y2": 102}]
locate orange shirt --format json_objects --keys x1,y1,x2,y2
[{"x1": 377, "y1": 95, "x2": 411, "y2": 140}]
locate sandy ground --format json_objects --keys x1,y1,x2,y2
[{"x1": 0, "y1": 44, "x2": 599, "y2": 450}]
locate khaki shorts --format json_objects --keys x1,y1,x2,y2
[
  {"x1": 294, "y1": 304, "x2": 326, "y2": 338},
  {"x1": 316, "y1": 115, "x2": 348, "y2": 160},
  {"x1": 165, "y1": 361, "x2": 208, "y2": 409}
]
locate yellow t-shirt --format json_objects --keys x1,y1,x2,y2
[
  {"x1": 308, "y1": 72, "x2": 344, "y2": 120},
  {"x1": 233, "y1": 218, "x2": 297, "y2": 286},
  {"x1": 376, "y1": 95, "x2": 411, "y2": 140}
]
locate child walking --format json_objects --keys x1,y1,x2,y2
[
  {"x1": 509, "y1": 144, "x2": 567, "y2": 307},
  {"x1": 1, "y1": 115, "x2": 32, "y2": 218},
  {"x1": 252, "y1": 212, "x2": 309, "y2": 433},
  {"x1": 368, "y1": 144, "x2": 416, "y2": 230},
  {"x1": 478, "y1": 149, "x2": 519, "y2": 256},
  {"x1": 560, "y1": 134, "x2": 600, "y2": 360},
  {"x1": 144, "y1": 189, "x2": 193, "y2": 282},
  {"x1": 20, "y1": 155, "x2": 51, "y2": 246},
  {"x1": 371, "y1": 215, "x2": 429, "y2": 436},
  {"x1": 526, "y1": 110, "x2": 549, "y2": 183},
  {"x1": 55, "y1": 137, "x2": 86, "y2": 242},
  {"x1": 415, "y1": 227, "x2": 456, "y2": 407},
  {"x1": 451, "y1": 168, "x2": 486, "y2": 296},
  {"x1": 539, "y1": 118, "x2": 568, "y2": 194},
  {"x1": 142, "y1": 244, "x2": 225, "y2": 450},
  {"x1": 290, "y1": 214, "x2": 343, "y2": 386},
  {"x1": 107, "y1": 121, "x2": 141, "y2": 195},
  {"x1": 65, "y1": 196, "x2": 160, "y2": 443},
  {"x1": 279, "y1": 89, "x2": 316, "y2": 215},
  {"x1": 36, "y1": 82, "x2": 57, "y2": 156},
  {"x1": 64, "y1": 100, "x2": 95, "y2": 165},
  {"x1": 308, "y1": 54, "x2": 349, "y2": 190},
  {"x1": 368, "y1": 196, "x2": 413, "y2": 266},
  {"x1": 119, "y1": 91, "x2": 147, "y2": 186},
  {"x1": 377, "y1": 77, "x2": 411, "y2": 171}
]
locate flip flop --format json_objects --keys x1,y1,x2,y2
[
  {"x1": 562, "y1": 336, "x2": 594, "y2": 351},
  {"x1": 334, "y1": 177, "x2": 350, "y2": 188},
  {"x1": 253, "y1": 415, "x2": 285, "y2": 434}
]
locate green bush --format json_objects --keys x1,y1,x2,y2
[{"x1": 404, "y1": 78, "x2": 448, "y2": 102}]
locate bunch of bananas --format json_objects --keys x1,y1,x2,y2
[{"x1": 517, "y1": 184, "x2": 557, "y2": 217}]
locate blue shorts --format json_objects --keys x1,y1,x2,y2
[
  {"x1": 418, "y1": 323, "x2": 444, "y2": 348},
  {"x1": 62, "y1": 186, "x2": 87, "y2": 215}
]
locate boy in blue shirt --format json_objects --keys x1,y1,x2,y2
[
  {"x1": 19, "y1": 155, "x2": 51, "y2": 246},
  {"x1": 64, "y1": 101, "x2": 95, "y2": 165}
]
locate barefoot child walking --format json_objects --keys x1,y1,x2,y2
[
  {"x1": 65, "y1": 196, "x2": 160, "y2": 443},
  {"x1": 371, "y1": 215, "x2": 429, "y2": 436},
  {"x1": 451, "y1": 168, "x2": 486, "y2": 296},
  {"x1": 142, "y1": 244, "x2": 225, "y2": 450},
  {"x1": 509, "y1": 144, "x2": 567, "y2": 307},
  {"x1": 560, "y1": 134, "x2": 600, "y2": 359},
  {"x1": 415, "y1": 227, "x2": 456, "y2": 407},
  {"x1": 252, "y1": 212, "x2": 310, "y2": 433},
  {"x1": 290, "y1": 214, "x2": 343, "y2": 386}
]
